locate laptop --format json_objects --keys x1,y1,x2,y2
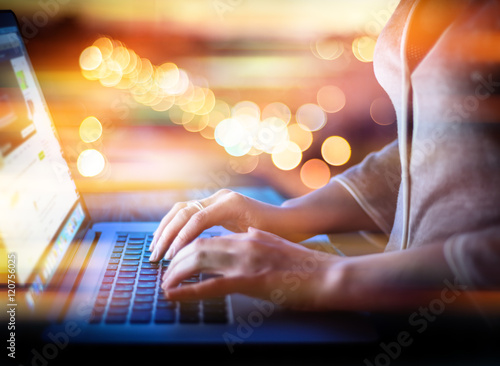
[{"x1": 0, "y1": 9, "x2": 376, "y2": 363}]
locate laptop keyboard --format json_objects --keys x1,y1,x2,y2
[{"x1": 89, "y1": 232, "x2": 229, "y2": 325}]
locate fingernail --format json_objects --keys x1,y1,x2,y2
[
  {"x1": 149, "y1": 249, "x2": 157, "y2": 262},
  {"x1": 165, "y1": 246, "x2": 174, "y2": 260}
]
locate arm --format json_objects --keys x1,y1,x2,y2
[
  {"x1": 161, "y1": 229, "x2": 473, "y2": 312},
  {"x1": 274, "y1": 179, "x2": 381, "y2": 242},
  {"x1": 150, "y1": 140, "x2": 401, "y2": 261}
]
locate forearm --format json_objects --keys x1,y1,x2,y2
[
  {"x1": 324, "y1": 243, "x2": 468, "y2": 311},
  {"x1": 266, "y1": 180, "x2": 380, "y2": 241}
]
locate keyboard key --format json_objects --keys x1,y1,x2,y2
[
  {"x1": 128, "y1": 236, "x2": 145, "y2": 241},
  {"x1": 114, "y1": 285, "x2": 134, "y2": 292},
  {"x1": 133, "y1": 303, "x2": 153, "y2": 311},
  {"x1": 102, "y1": 277, "x2": 114, "y2": 284},
  {"x1": 112, "y1": 248, "x2": 123, "y2": 253},
  {"x1": 140, "y1": 269, "x2": 158, "y2": 275},
  {"x1": 104, "y1": 270, "x2": 116, "y2": 277},
  {"x1": 108, "y1": 259, "x2": 120, "y2": 264},
  {"x1": 95, "y1": 298, "x2": 108, "y2": 307},
  {"x1": 137, "y1": 282, "x2": 156, "y2": 288},
  {"x1": 122, "y1": 260, "x2": 140, "y2": 266},
  {"x1": 120, "y1": 266, "x2": 138, "y2": 272},
  {"x1": 97, "y1": 291, "x2": 110, "y2": 299},
  {"x1": 109, "y1": 299, "x2": 130, "y2": 307},
  {"x1": 155, "y1": 309, "x2": 176, "y2": 323},
  {"x1": 141, "y1": 263, "x2": 159, "y2": 269},
  {"x1": 107, "y1": 307, "x2": 129, "y2": 315},
  {"x1": 124, "y1": 255, "x2": 141, "y2": 260},
  {"x1": 112, "y1": 292, "x2": 132, "y2": 300},
  {"x1": 116, "y1": 279, "x2": 135, "y2": 285},
  {"x1": 179, "y1": 301, "x2": 200, "y2": 323},
  {"x1": 105, "y1": 315, "x2": 127, "y2": 324},
  {"x1": 203, "y1": 297, "x2": 226, "y2": 306},
  {"x1": 111, "y1": 253, "x2": 122, "y2": 258},
  {"x1": 107, "y1": 264, "x2": 118, "y2": 271},
  {"x1": 139, "y1": 275, "x2": 157, "y2": 282},
  {"x1": 156, "y1": 300, "x2": 176, "y2": 309},
  {"x1": 118, "y1": 272, "x2": 136, "y2": 278},
  {"x1": 127, "y1": 245, "x2": 143, "y2": 250},
  {"x1": 136, "y1": 288, "x2": 155, "y2": 296},
  {"x1": 130, "y1": 311, "x2": 151, "y2": 324},
  {"x1": 203, "y1": 311, "x2": 228, "y2": 324},
  {"x1": 180, "y1": 300, "x2": 200, "y2": 310},
  {"x1": 89, "y1": 313, "x2": 103, "y2": 324},
  {"x1": 134, "y1": 295, "x2": 154, "y2": 303},
  {"x1": 100, "y1": 284, "x2": 112, "y2": 291}
]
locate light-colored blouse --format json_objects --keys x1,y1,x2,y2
[{"x1": 333, "y1": 0, "x2": 500, "y2": 288}]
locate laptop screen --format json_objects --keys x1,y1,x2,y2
[{"x1": 0, "y1": 11, "x2": 87, "y2": 307}]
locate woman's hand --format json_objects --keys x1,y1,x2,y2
[
  {"x1": 160, "y1": 228, "x2": 344, "y2": 310},
  {"x1": 149, "y1": 189, "x2": 284, "y2": 262}
]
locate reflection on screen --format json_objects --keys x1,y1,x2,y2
[{"x1": 0, "y1": 30, "x2": 81, "y2": 288}]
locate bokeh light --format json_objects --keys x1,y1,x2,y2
[
  {"x1": 287, "y1": 123, "x2": 313, "y2": 152},
  {"x1": 255, "y1": 117, "x2": 289, "y2": 154},
  {"x1": 79, "y1": 46, "x2": 102, "y2": 71},
  {"x1": 352, "y1": 36, "x2": 377, "y2": 63},
  {"x1": 79, "y1": 116, "x2": 103, "y2": 143},
  {"x1": 370, "y1": 97, "x2": 396, "y2": 126},
  {"x1": 312, "y1": 39, "x2": 344, "y2": 60},
  {"x1": 261, "y1": 102, "x2": 291, "y2": 125},
  {"x1": 321, "y1": 136, "x2": 351, "y2": 166},
  {"x1": 77, "y1": 149, "x2": 106, "y2": 177},
  {"x1": 271, "y1": 141, "x2": 302, "y2": 171},
  {"x1": 317, "y1": 85, "x2": 346, "y2": 114},
  {"x1": 232, "y1": 101, "x2": 261, "y2": 120},
  {"x1": 229, "y1": 155, "x2": 259, "y2": 175},
  {"x1": 295, "y1": 103, "x2": 327, "y2": 132},
  {"x1": 300, "y1": 159, "x2": 331, "y2": 189}
]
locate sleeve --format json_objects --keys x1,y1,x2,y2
[
  {"x1": 332, "y1": 139, "x2": 401, "y2": 235},
  {"x1": 444, "y1": 227, "x2": 500, "y2": 290}
]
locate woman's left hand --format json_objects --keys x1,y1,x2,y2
[{"x1": 161, "y1": 228, "x2": 344, "y2": 310}]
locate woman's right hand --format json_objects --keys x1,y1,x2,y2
[{"x1": 148, "y1": 189, "x2": 282, "y2": 262}]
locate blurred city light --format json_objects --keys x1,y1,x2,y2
[
  {"x1": 271, "y1": 141, "x2": 302, "y2": 171},
  {"x1": 317, "y1": 85, "x2": 346, "y2": 114},
  {"x1": 295, "y1": 103, "x2": 327, "y2": 132},
  {"x1": 77, "y1": 149, "x2": 106, "y2": 177},
  {"x1": 300, "y1": 159, "x2": 331, "y2": 189},
  {"x1": 321, "y1": 136, "x2": 351, "y2": 166},
  {"x1": 79, "y1": 116, "x2": 103, "y2": 143}
]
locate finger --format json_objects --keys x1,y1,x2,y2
[
  {"x1": 162, "y1": 276, "x2": 243, "y2": 301},
  {"x1": 150, "y1": 204, "x2": 204, "y2": 261},
  {"x1": 247, "y1": 227, "x2": 311, "y2": 251},
  {"x1": 165, "y1": 200, "x2": 234, "y2": 259},
  {"x1": 162, "y1": 239, "x2": 234, "y2": 287},
  {"x1": 150, "y1": 202, "x2": 186, "y2": 251}
]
